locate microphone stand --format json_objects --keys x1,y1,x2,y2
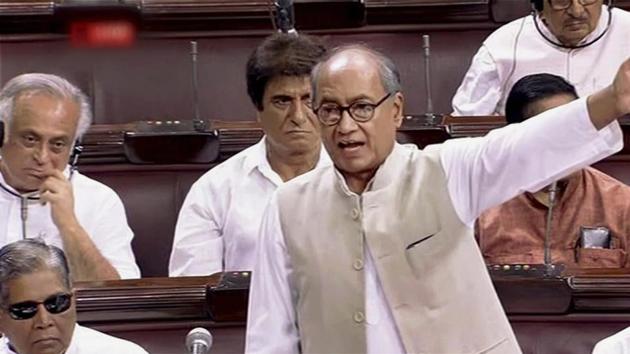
[
  {"x1": 422, "y1": 34, "x2": 438, "y2": 125},
  {"x1": 190, "y1": 40, "x2": 206, "y2": 131},
  {"x1": 543, "y1": 181, "x2": 558, "y2": 277}
]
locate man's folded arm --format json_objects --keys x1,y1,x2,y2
[{"x1": 87, "y1": 192, "x2": 141, "y2": 279}]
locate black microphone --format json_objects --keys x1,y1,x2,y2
[
  {"x1": 186, "y1": 328, "x2": 213, "y2": 354},
  {"x1": 421, "y1": 34, "x2": 435, "y2": 120},
  {"x1": 274, "y1": 0, "x2": 297, "y2": 35}
]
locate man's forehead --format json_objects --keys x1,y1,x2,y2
[
  {"x1": 323, "y1": 49, "x2": 377, "y2": 74},
  {"x1": 317, "y1": 51, "x2": 384, "y2": 100},
  {"x1": 7, "y1": 270, "x2": 67, "y2": 302},
  {"x1": 265, "y1": 75, "x2": 311, "y2": 96},
  {"x1": 11, "y1": 92, "x2": 79, "y2": 132},
  {"x1": 15, "y1": 91, "x2": 73, "y2": 110}
]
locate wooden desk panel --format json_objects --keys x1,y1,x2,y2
[
  {"x1": 91, "y1": 316, "x2": 630, "y2": 354},
  {"x1": 512, "y1": 314, "x2": 630, "y2": 354},
  {"x1": 74, "y1": 272, "x2": 630, "y2": 354},
  {"x1": 94, "y1": 321, "x2": 245, "y2": 354}
]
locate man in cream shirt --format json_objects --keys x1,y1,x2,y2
[{"x1": 246, "y1": 44, "x2": 630, "y2": 353}]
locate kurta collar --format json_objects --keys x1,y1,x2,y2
[{"x1": 245, "y1": 135, "x2": 331, "y2": 186}]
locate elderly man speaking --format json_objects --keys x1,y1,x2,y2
[{"x1": 245, "y1": 44, "x2": 630, "y2": 354}]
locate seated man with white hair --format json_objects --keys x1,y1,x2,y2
[
  {"x1": 0, "y1": 73, "x2": 139, "y2": 280},
  {"x1": 0, "y1": 239, "x2": 148, "y2": 354}
]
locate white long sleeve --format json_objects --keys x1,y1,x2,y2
[{"x1": 442, "y1": 97, "x2": 622, "y2": 227}]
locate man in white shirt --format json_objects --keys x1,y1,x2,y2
[
  {"x1": 0, "y1": 239, "x2": 147, "y2": 354},
  {"x1": 451, "y1": 0, "x2": 630, "y2": 115},
  {"x1": 169, "y1": 33, "x2": 330, "y2": 276},
  {"x1": 245, "y1": 44, "x2": 630, "y2": 353},
  {"x1": 0, "y1": 73, "x2": 139, "y2": 281}
]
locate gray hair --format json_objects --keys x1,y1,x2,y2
[
  {"x1": 0, "y1": 239, "x2": 71, "y2": 308},
  {"x1": 0, "y1": 73, "x2": 92, "y2": 143},
  {"x1": 310, "y1": 44, "x2": 402, "y2": 104}
]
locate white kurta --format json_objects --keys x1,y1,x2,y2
[
  {"x1": 452, "y1": 6, "x2": 630, "y2": 116},
  {"x1": 169, "y1": 137, "x2": 331, "y2": 276},
  {"x1": 0, "y1": 324, "x2": 148, "y2": 354},
  {"x1": 593, "y1": 327, "x2": 630, "y2": 354},
  {"x1": 246, "y1": 98, "x2": 622, "y2": 353},
  {"x1": 0, "y1": 168, "x2": 140, "y2": 279}
]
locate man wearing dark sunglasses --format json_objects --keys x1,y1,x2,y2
[
  {"x1": 452, "y1": 0, "x2": 630, "y2": 116},
  {"x1": 0, "y1": 239, "x2": 147, "y2": 354},
  {"x1": 246, "y1": 45, "x2": 630, "y2": 353}
]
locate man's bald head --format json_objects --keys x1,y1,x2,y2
[{"x1": 311, "y1": 45, "x2": 401, "y2": 106}]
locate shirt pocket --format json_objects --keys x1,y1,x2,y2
[
  {"x1": 576, "y1": 248, "x2": 627, "y2": 268},
  {"x1": 403, "y1": 229, "x2": 445, "y2": 279}
]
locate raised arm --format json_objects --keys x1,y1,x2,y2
[
  {"x1": 442, "y1": 58, "x2": 630, "y2": 227},
  {"x1": 41, "y1": 170, "x2": 121, "y2": 281},
  {"x1": 589, "y1": 59, "x2": 630, "y2": 130}
]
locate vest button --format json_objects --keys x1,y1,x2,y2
[
  {"x1": 353, "y1": 259, "x2": 364, "y2": 271},
  {"x1": 353, "y1": 311, "x2": 365, "y2": 323},
  {"x1": 351, "y1": 208, "x2": 360, "y2": 220}
]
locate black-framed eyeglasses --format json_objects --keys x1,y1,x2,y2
[
  {"x1": 313, "y1": 92, "x2": 393, "y2": 126},
  {"x1": 6, "y1": 293, "x2": 73, "y2": 320},
  {"x1": 548, "y1": 0, "x2": 598, "y2": 10}
]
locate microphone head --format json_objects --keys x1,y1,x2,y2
[
  {"x1": 186, "y1": 327, "x2": 213, "y2": 353},
  {"x1": 274, "y1": 0, "x2": 296, "y2": 35},
  {"x1": 422, "y1": 34, "x2": 430, "y2": 48}
]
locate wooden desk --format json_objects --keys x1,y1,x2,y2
[
  {"x1": 74, "y1": 273, "x2": 248, "y2": 353},
  {"x1": 75, "y1": 270, "x2": 630, "y2": 354}
]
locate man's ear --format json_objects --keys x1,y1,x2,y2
[{"x1": 392, "y1": 92, "x2": 405, "y2": 128}]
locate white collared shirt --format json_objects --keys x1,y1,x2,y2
[
  {"x1": 246, "y1": 98, "x2": 622, "y2": 353},
  {"x1": 0, "y1": 324, "x2": 148, "y2": 354},
  {"x1": 452, "y1": 6, "x2": 630, "y2": 116},
  {"x1": 0, "y1": 168, "x2": 140, "y2": 279},
  {"x1": 169, "y1": 137, "x2": 331, "y2": 276}
]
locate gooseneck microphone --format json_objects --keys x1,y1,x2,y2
[
  {"x1": 543, "y1": 181, "x2": 558, "y2": 276},
  {"x1": 422, "y1": 34, "x2": 434, "y2": 117},
  {"x1": 274, "y1": 0, "x2": 297, "y2": 35},
  {"x1": 186, "y1": 328, "x2": 213, "y2": 354}
]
